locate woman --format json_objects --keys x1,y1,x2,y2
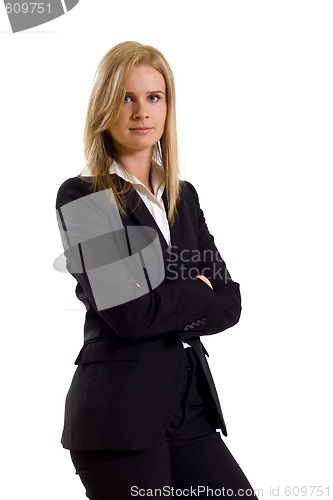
[{"x1": 56, "y1": 41, "x2": 258, "y2": 499}]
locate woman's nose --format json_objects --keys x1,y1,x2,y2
[{"x1": 132, "y1": 101, "x2": 149, "y2": 120}]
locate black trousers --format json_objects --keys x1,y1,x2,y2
[{"x1": 70, "y1": 347, "x2": 258, "y2": 499}]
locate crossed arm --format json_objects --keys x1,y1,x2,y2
[{"x1": 56, "y1": 178, "x2": 241, "y2": 342}]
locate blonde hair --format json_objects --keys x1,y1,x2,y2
[{"x1": 82, "y1": 41, "x2": 180, "y2": 224}]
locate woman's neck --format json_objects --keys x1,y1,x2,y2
[{"x1": 119, "y1": 150, "x2": 153, "y2": 193}]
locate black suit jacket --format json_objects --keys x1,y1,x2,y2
[{"x1": 55, "y1": 176, "x2": 241, "y2": 451}]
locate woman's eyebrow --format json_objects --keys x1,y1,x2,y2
[{"x1": 125, "y1": 90, "x2": 165, "y2": 95}]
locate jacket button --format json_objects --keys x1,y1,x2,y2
[
  {"x1": 201, "y1": 317, "x2": 207, "y2": 325},
  {"x1": 190, "y1": 322, "x2": 196, "y2": 329},
  {"x1": 195, "y1": 319, "x2": 201, "y2": 327},
  {"x1": 184, "y1": 324, "x2": 190, "y2": 331}
]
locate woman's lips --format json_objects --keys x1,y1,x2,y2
[{"x1": 129, "y1": 127, "x2": 153, "y2": 134}]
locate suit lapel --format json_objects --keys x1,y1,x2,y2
[
  {"x1": 112, "y1": 174, "x2": 187, "y2": 268},
  {"x1": 122, "y1": 184, "x2": 171, "y2": 265}
]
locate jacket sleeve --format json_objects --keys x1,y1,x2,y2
[
  {"x1": 173, "y1": 182, "x2": 241, "y2": 342},
  {"x1": 56, "y1": 177, "x2": 240, "y2": 342}
]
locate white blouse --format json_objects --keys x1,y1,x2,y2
[{"x1": 109, "y1": 161, "x2": 171, "y2": 247}]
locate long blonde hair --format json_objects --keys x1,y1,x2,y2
[{"x1": 82, "y1": 41, "x2": 181, "y2": 224}]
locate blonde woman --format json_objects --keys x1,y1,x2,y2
[{"x1": 56, "y1": 41, "x2": 258, "y2": 499}]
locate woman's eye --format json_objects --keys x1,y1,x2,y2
[
  {"x1": 148, "y1": 94, "x2": 160, "y2": 102},
  {"x1": 124, "y1": 94, "x2": 161, "y2": 103}
]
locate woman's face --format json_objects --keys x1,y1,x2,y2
[{"x1": 108, "y1": 65, "x2": 167, "y2": 157}]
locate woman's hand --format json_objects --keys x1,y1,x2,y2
[{"x1": 197, "y1": 274, "x2": 213, "y2": 289}]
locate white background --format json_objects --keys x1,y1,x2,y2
[{"x1": 0, "y1": 1, "x2": 332, "y2": 499}]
